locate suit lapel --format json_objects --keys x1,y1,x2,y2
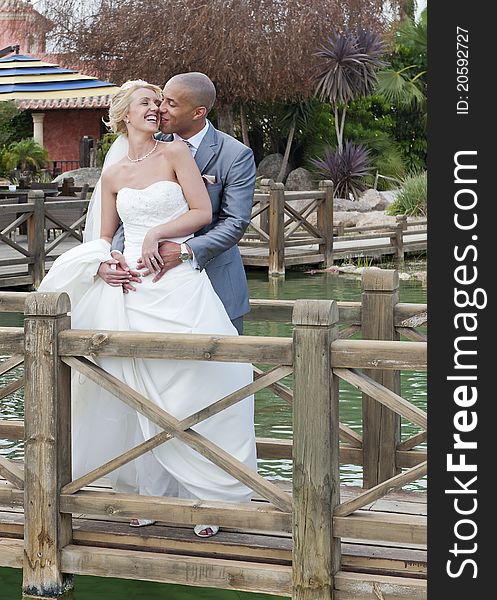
[{"x1": 194, "y1": 122, "x2": 217, "y2": 174}]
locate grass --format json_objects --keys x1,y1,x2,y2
[{"x1": 387, "y1": 171, "x2": 427, "y2": 216}]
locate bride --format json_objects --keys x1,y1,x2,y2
[{"x1": 39, "y1": 80, "x2": 257, "y2": 538}]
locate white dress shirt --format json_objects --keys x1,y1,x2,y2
[
  {"x1": 173, "y1": 121, "x2": 210, "y2": 267},
  {"x1": 173, "y1": 121, "x2": 210, "y2": 157}
]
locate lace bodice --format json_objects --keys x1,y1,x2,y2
[{"x1": 116, "y1": 180, "x2": 189, "y2": 255}]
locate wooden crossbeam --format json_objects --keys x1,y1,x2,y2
[
  {"x1": 283, "y1": 199, "x2": 319, "y2": 238},
  {"x1": 339, "y1": 324, "x2": 360, "y2": 339},
  {"x1": 63, "y1": 356, "x2": 292, "y2": 512},
  {"x1": 396, "y1": 327, "x2": 427, "y2": 342},
  {"x1": 253, "y1": 365, "x2": 293, "y2": 404},
  {"x1": 283, "y1": 200, "x2": 322, "y2": 240},
  {"x1": 247, "y1": 221, "x2": 270, "y2": 241},
  {"x1": 0, "y1": 377, "x2": 24, "y2": 401},
  {"x1": 250, "y1": 202, "x2": 270, "y2": 220},
  {"x1": 45, "y1": 213, "x2": 86, "y2": 253},
  {"x1": 334, "y1": 461, "x2": 427, "y2": 517},
  {"x1": 60, "y1": 489, "x2": 292, "y2": 532},
  {"x1": 0, "y1": 230, "x2": 31, "y2": 257},
  {"x1": 0, "y1": 456, "x2": 24, "y2": 489},
  {"x1": 1, "y1": 212, "x2": 29, "y2": 237},
  {"x1": 63, "y1": 365, "x2": 293, "y2": 494},
  {"x1": 180, "y1": 365, "x2": 293, "y2": 430},
  {"x1": 334, "y1": 368, "x2": 427, "y2": 430},
  {"x1": 398, "y1": 431, "x2": 427, "y2": 451},
  {"x1": 338, "y1": 424, "x2": 363, "y2": 448},
  {"x1": 0, "y1": 355, "x2": 23, "y2": 377},
  {"x1": 62, "y1": 431, "x2": 172, "y2": 494},
  {"x1": 283, "y1": 198, "x2": 317, "y2": 229}
]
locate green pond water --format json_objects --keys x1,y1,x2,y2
[{"x1": 0, "y1": 266, "x2": 427, "y2": 600}]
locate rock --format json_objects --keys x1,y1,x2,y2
[
  {"x1": 334, "y1": 211, "x2": 361, "y2": 227},
  {"x1": 52, "y1": 167, "x2": 102, "y2": 187},
  {"x1": 333, "y1": 189, "x2": 397, "y2": 212},
  {"x1": 285, "y1": 167, "x2": 316, "y2": 191},
  {"x1": 359, "y1": 188, "x2": 391, "y2": 211},
  {"x1": 355, "y1": 211, "x2": 397, "y2": 228},
  {"x1": 256, "y1": 153, "x2": 290, "y2": 182}
]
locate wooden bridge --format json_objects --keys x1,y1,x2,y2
[
  {"x1": 0, "y1": 181, "x2": 427, "y2": 288},
  {"x1": 0, "y1": 269, "x2": 427, "y2": 599}
]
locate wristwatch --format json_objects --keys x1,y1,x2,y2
[{"x1": 178, "y1": 243, "x2": 190, "y2": 262}]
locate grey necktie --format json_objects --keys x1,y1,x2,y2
[{"x1": 183, "y1": 139, "x2": 194, "y2": 154}]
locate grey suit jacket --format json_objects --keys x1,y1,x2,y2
[{"x1": 111, "y1": 121, "x2": 256, "y2": 320}]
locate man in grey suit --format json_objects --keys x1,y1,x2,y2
[{"x1": 99, "y1": 73, "x2": 255, "y2": 333}]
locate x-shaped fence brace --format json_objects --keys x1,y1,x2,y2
[
  {"x1": 0, "y1": 354, "x2": 25, "y2": 489},
  {"x1": 61, "y1": 356, "x2": 293, "y2": 513},
  {"x1": 45, "y1": 211, "x2": 88, "y2": 254},
  {"x1": 333, "y1": 367, "x2": 427, "y2": 516}
]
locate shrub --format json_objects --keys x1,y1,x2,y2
[
  {"x1": 387, "y1": 171, "x2": 427, "y2": 216},
  {"x1": 96, "y1": 133, "x2": 119, "y2": 167},
  {"x1": 310, "y1": 141, "x2": 373, "y2": 199},
  {"x1": 2, "y1": 138, "x2": 48, "y2": 173}
]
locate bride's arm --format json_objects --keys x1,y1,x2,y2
[
  {"x1": 100, "y1": 171, "x2": 121, "y2": 245},
  {"x1": 141, "y1": 142, "x2": 211, "y2": 270}
]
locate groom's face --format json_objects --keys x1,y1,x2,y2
[{"x1": 159, "y1": 82, "x2": 198, "y2": 137}]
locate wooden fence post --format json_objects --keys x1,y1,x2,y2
[
  {"x1": 361, "y1": 269, "x2": 401, "y2": 488},
  {"x1": 23, "y1": 292, "x2": 73, "y2": 597},
  {"x1": 318, "y1": 180, "x2": 334, "y2": 267},
  {"x1": 292, "y1": 299, "x2": 340, "y2": 600},
  {"x1": 391, "y1": 215, "x2": 407, "y2": 265},
  {"x1": 60, "y1": 177, "x2": 75, "y2": 197},
  {"x1": 259, "y1": 178, "x2": 272, "y2": 238},
  {"x1": 27, "y1": 190, "x2": 46, "y2": 289},
  {"x1": 268, "y1": 181, "x2": 285, "y2": 277}
]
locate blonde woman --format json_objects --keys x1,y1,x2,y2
[{"x1": 39, "y1": 80, "x2": 257, "y2": 538}]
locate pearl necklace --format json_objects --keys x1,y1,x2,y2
[{"x1": 127, "y1": 139, "x2": 158, "y2": 162}]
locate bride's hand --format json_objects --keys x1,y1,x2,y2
[{"x1": 141, "y1": 228, "x2": 164, "y2": 274}]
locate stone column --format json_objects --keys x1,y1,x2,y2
[{"x1": 32, "y1": 112, "x2": 45, "y2": 146}]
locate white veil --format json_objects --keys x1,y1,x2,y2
[{"x1": 83, "y1": 135, "x2": 129, "y2": 242}]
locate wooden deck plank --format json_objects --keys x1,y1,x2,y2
[{"x1": 0, "y1": 512, "x2": 426, "y2": 578}]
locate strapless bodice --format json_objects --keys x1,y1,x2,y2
[{"x1": 116, "y1": 180, "x2": 190, "y2": 255}]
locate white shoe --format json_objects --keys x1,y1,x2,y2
[{"x1": 193, "y1": 524, "x2": 219, "y2": 538}]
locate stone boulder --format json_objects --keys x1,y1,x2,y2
[
  {"x1": 256, "y1": 153, "x2": 290, "y2": 183},
  {"x1": 358, "y1": 188, "x2": 392, "y2": 211},
  {"x1": 52, "y1": 167, "x2": 102, "y2": 187},
  {"x1": 354, "y1": 211, "x2": 397, "y2": 228},
  {"x1": 285, "y1": 167, "x2": 316, "y2": 191}
]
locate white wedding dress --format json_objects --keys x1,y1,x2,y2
[{"x1": 39, "y1": 180, "x2": 257, "y2": 503}]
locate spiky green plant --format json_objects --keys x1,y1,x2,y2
[{"x1": 387, "y1": 171, "x2": 427, "y2": 216}]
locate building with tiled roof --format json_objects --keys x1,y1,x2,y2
[{"x1": 0, "y1": 48, "x2": 118, "y2": 170}]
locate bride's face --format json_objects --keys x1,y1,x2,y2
[{"x1": 124, "y1": 88, "x2": 161, "y2": 133}]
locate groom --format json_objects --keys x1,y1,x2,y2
[{"x1": 100, "y1": 72, "x2": 256, "y2": 333}]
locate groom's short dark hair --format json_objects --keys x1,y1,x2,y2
[{"x1": 167, "y1": 72, "x2": 216, "y2": 112}]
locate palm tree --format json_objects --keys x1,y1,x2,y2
[
  {"x1": 4, "y1": 138, "x2": 48, "y2": 173},
  {"x1": 315, "y1": 28, "x2": 386, "y2": 152},
  {"x1": 276, "y1": 100, "x2": 315, "y2": 182},
  {"x1": 376, "y1": 9, "x2": 427, "y2": 110}
]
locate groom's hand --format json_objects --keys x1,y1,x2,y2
[
  {"x1": 97, "y1": 251, "x2": 142, "y2": 292},
  {"x1": 137, "y1": 241, "x2": 190, "y2": 282}
]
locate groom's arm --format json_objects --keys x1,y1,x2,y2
[
  {"x1": 187, "y1": 145, "x2": 256, "y2": 268},
  {"x1": 111, "y1": 223, "x2": 125, "y2": 253}
]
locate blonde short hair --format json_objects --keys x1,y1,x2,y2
[{"x1": 104, "y1": 80, "x2": 163, "y2": 134}]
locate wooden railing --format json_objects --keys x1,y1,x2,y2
[
  {"x1": 241, "y1": 179, "x2": 427, "y2": 275},
  {"x1": 0, "y1": 190, "x2": 90, "y2": 288},
  {"x1": 0, "y1": 269, "x2": 426, "y2": 598}
]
